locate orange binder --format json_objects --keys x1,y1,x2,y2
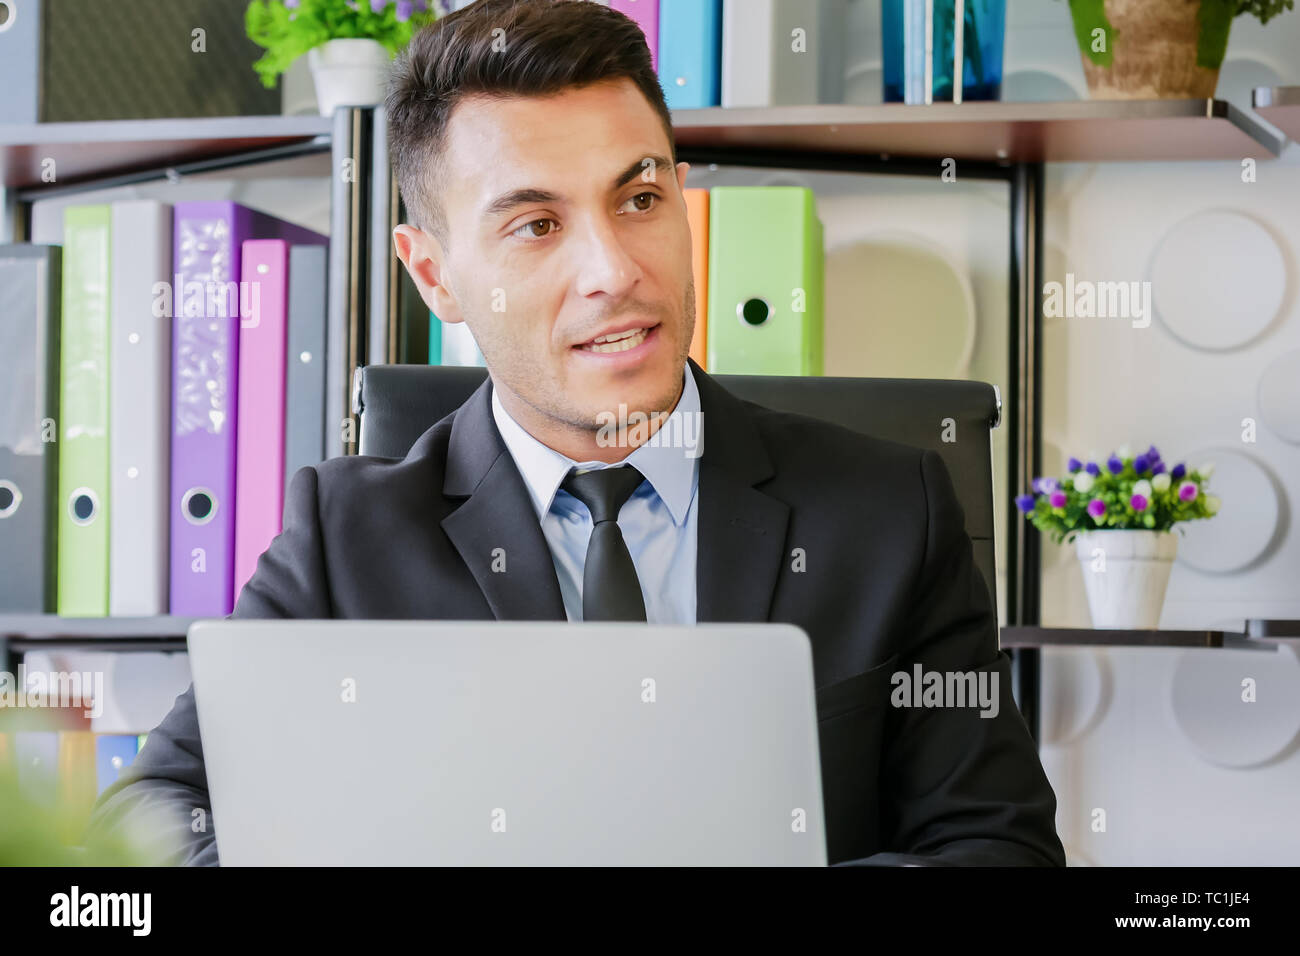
[
  {"x1": 57, "y1": 731, "x2": 98, "y2": 844},
  {"x1": 684, "y1": 189, "x2": 709, "y2": 369}
]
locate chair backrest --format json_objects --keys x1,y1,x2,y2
[{"x1": 354, "y1": 365, "x2": 1001, "y2": 619}]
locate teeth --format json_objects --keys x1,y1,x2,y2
[
  {"x1": 592, "y1": 327, "x2": 646, "y2": 345},
  {"x1": 581, "y1": 327, "x2": 649, "y2": 353}
]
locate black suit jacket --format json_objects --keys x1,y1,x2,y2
[{"x1": 86, "y1": 358, "x2": 1065, "y2": 867}]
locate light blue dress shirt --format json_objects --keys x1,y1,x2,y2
[{"x1": 490, "y1": 365, "x2": 701, "y2": 624}]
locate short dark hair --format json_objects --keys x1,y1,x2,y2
[{"x1": 386, "y1": 0, "x2": 675, "y2": 248}]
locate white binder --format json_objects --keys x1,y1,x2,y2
[
  {"x1": 109, "y1": 199, "x2": 172, "y2": 616},
  {"x1": 721, "y1": 0, "x2": 846, "y2": 108}
]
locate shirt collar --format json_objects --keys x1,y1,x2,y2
[{"x1": 490, "y1": 363, "x2": 700, "y2": 527}]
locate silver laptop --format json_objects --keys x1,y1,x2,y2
[{"x1": 187, "y1": 620, "x2": 827, "y2": 866}]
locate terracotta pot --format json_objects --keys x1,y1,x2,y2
[{"x1": 1070, "y1": 0, "x2": 1229, "y2": 99}]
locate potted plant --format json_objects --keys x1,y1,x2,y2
[
  {"x1": 246, "y1": 0, "x2": 440, "y2": 116},
  {"x1": 1016, "y1": 445, "x2": 1220, "y2": 628},
  {"x1": 1061, "y1": 0, "x2": 1293, "y2": 99}
]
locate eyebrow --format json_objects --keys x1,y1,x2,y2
[{"x1": 481, "y1": 154, "x2": 675, "y2": 222}]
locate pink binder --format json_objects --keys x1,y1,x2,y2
[
  {"x1": 233, "y1": 240, "x2": 289, "y2": 599},
  {"x1": 610, "y1": 0, "x2": 659, "y2": 70}
]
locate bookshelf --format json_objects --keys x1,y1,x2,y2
[
  {"x1": 1001, "y1": 626, "x2": 1291, "y2": 651},
  {"x1": 1253, "y1": 86, "x2": 1300, "y2": 142},
  {"x1": 2, "y1": 99, "x2": 1294, "y2": 741},
  {"x1": 672, "y1": 99, "x2": 1284, "y2": 162},
  {"x1": 0, "y1": 116, "x2": 333, "y2": 194}
]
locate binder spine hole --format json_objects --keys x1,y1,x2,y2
[
  {"x1": 738, "y1": 297, "x2": 773, "y2": 327},
  {"x1": 68, "y1": 488, "x2": 99, "y2": 526},
  {"x1": 0, "y1": 480, "x2": 20, "y2": 518},
  {"x1": 182, "y1": 488, "x2": 218, "y2": 526}
]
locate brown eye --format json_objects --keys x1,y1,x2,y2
[
  {"x1": 513, "y1": 218, "x2": 556, "y2": 240},
  {"x1": 624, "y1": 193, "x2": 657, "y2": 213}
]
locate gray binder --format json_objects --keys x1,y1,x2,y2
[
  {"x1": 285, "y1": 244, "x2": 327, "y2": 500},
  {"x1": 0, "y1": 244, "x2": 61, "y2": 611},
  {"x1": 0, "y1": 0, "x2": 41, "y2": 124},
  {"x1": 0, "y1": 0, "x2": 279, "y2": 123}
]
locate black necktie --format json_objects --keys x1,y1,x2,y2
[{"x1": 561, "y1": 465, "x2": 648, "y2": 622}]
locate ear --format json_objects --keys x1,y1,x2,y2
[
  {"x1": 393, "y1": 224, "x2": 463, "y2": 323},
  {"x1": 675, "y1": 161, "x2": 691, "y2": 194}
]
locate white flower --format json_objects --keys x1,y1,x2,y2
[
  {"x1": 1116, "y1": 444, "x2": 1132, "y2": 460},
  {"x1": 1197, "y1": 461, "x2": 1216, "y2": 479},
  {"x1": 1206, "y1": 495, "x2": 1221, "y2": 515},
  {"x1": 1152, "y1": 473, "x2": 1171, "y2": 493},
  {"x1": 1133, "y1": 479, "x2": 1152, "y2": 498},
  {"x1": 1073, "y1": 472, "x2": 1095, "y2": 494}
]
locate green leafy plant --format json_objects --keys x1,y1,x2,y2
[
  {"x1": 1016, "y1": 445, "x2": 1220, "y2": 545},
  {"x1": 245, "y1": 0, "x2": 439, "y2": 89},
  {"x1": 0, "y1": 768, "x2": 146, "y2": 865},
  {"x1": 1236, "y1": 0, "x2": 1296, "y2": 23}
]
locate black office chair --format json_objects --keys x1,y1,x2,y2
[{"x1": 353, "y1": 364, "x2": 1002, "y2": 620}]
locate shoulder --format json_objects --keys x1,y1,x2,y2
[
  {"x1": 740, "y1": 399, "x2": 930, "y2": 482},
  {"x1": 306, "y1": 415, "x2": 458, "y2": 506}
]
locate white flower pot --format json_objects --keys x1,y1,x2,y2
[
  {"x1": 1074, "y1": 529, "x2": 1178, "y2": 629},
  {"x1": 307, "y1": 38, "x2": 393, "y2": 116}
]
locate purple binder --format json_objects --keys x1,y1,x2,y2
[
  {"x1": 169, "y1": 202, "x2": 326, "y2": 616},
  {"x1": 610, "y1": 1, "x2": 659, "y2": 70}
]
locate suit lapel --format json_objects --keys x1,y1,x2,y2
[
  {"x1": 431, "y1": 359, "x2": 790, "y2": 625},
  {"x1": 688, "y1": 358, "x2": 791, "y2": 624},
  {"x1": 438, "y1": 377, "x2": 567, "y2": 621}
]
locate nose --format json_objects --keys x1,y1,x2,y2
[{"x1": 572, "y1": 213, "x2": 641, "y2": 300}]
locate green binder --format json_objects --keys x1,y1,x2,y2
[
  {"x1": 57, "y1": 205, "x2": 112, "y2": 617},
  {"x1": 706, "y1": 187, "x2": 824, "y2": 375}
]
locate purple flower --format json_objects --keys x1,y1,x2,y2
[
  {"x1": 1085, "y1": 462, "x2": 1101, "y2": 477},
  {"x1": 285, "y1": 0, "x2": 300, "y2": 8},
  {"x1": 1147, "y1": 444, "x2": 1161, "y2": 463},
  {"x1": 1050, "y1": 491, "x2": 1068, "y2": 509},
  {"x1": 1134, "y1": 454, "x2": 1150, "y2": 474},
  {"x1": 370, "y1": 0, "x2": 389, "y2": 12},
  {"x1": 1171, "y1": 463, "x2": 1186, "y2": 481},
  {"x1": 1130, "y1": 493, "x2": 1149, "y2": 511},
  {"x1": 415, "y1": 0, "x2": 428, "y2": 10},
  {"x1": 1178, "y1": 481, "x2": 1198, "y2": 502},
  {"x1": 1151, "y1": 461, "x2": 1167, "y2": 476},
  {"x1": 1015, "y1": 494, "x2": 1036, "y2": 513},
  {"x1": 1032, "y1": 476, "x2": 1058, "y2": 494},
  {"x1": 395, "y1": 0, "x2": 413, "y2": 20},
  {"x1": 1087, "y1": 498, "x2": 1107, "y2": 519},
  {"x1": 1107, "y1": 456, "x2": 1123, "y2": 475},
  {"x1": 1067, "y1": 457, "x2": 1082, "y2": 473}
]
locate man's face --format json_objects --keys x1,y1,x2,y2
[{"x1": 396, "y1": 78, "x2": 695, "y2": 445}]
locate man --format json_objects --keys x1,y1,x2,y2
[{"x1": 87, "y1": 0, "x2": 1065, "y2": 867}]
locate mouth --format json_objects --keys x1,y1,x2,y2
[{"x1": 572, "y1": 323, "x2": 661, "y2": 357}]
